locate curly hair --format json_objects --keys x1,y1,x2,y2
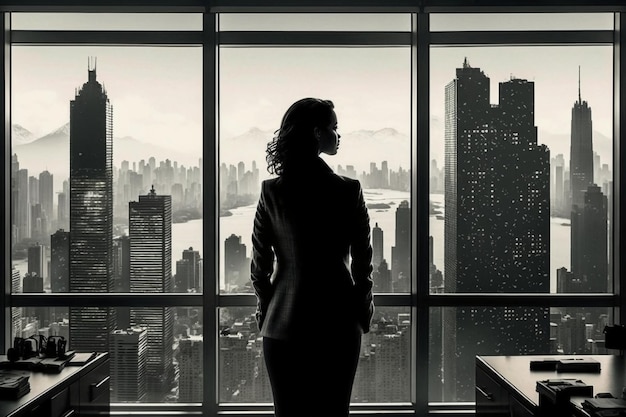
[{"x1": 266, "y1": 98, "x2": 335, "y2": 176}]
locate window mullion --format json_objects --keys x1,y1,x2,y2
[{"x1": 202, "y1": 10, "x2": 219, "y2": 417}]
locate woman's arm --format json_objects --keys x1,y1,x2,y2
[
  {"x1": 250, "y1": 181, "x2": 275, "y2": 330},
  {"x1": 350, "y1": 180, "x2": 375, "y2": 333}
]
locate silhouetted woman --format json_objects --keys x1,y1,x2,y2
[{"x1": 251, "y1": 98, "x2": 374, "y2": 417}]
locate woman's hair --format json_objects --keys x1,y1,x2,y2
[{"x1": 266, "y1": 98, "x2": 335, "y2": 176}]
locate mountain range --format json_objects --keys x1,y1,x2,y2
[
  {"x1": 12, "y1": 122, "x2": 199, "y2": 181},
  {"x1": 11, "y1": 120, "x2": 613, "y2": 186}
]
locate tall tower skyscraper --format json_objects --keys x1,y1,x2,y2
[
  {"x1": 17, "y1": 168, "x2": 30, "y2": 241},
  {"x1": 443, "y1": 59, "x2": 550, "y2": 400},
  {"x1": 27, "y1": 243, "x2": 46, "y2": 279},
  {"x1": 570, "y1": 67, "x2": 594, "y2": 209},
  {"x1": 391, "y1": 200, "x2": 410, "y2": 292},
  {"x1": 129, "y1": 186, "x2": 173, "y2": 401},
  {"x1": 568, "y1": 73, "x2": 608, "y2": 294},
  {"x1": 38, "y1": 170, "x2": 54, "y2": 224},
  {"x1": 69, "y1": 59, "x2": 115, "y2": 352},
  {"x1": 11, "y1": 267, "x2": 22, "y2": 338},
  {"x1": 182, "y1": 247, "x2": 201, "y2": 291},
  {"x1": 372, "y1": 222, "x2": 384, "y2": 268},
  {"x1": 50, "y1": 229, "x2": 70, "y2": 293},
  {"x1": 224, "y1": 234, "x2": 249, "y2": 290},
  {"x1": 571, "y1": 184, "x2": 608, "y2": 292},
  {"x1": 113, "y1": 235, "x2": 131, "y2": 329},
  {"x1": 110, "y1": 327, "x2": 148, "y2": 402},
  {"x1": 178, "y1": 335, "x2": 203, "y2": 402}
]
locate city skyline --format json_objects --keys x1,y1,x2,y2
[
  {"x1": 8, "y1": 50, "x2": 614, "y2": 404},
  {"x1": 12, "y1": 45, "x2": 614, "y2": 173}
]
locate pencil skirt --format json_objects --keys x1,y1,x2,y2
[{"x1": 263, "y1": 331, "x2": 361, "y2": 417}]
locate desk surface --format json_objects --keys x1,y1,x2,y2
[
  {"x1": 477, "y1": 354, "x2": 626, "y2": 414},
  {"x1": 0, "y1": 352, "x2": 107, "y2": 417}
]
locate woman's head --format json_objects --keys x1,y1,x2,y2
[{"x1": 266, "y1": 98, "x2": 340, "y2": 176}]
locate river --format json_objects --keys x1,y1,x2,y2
[
  {"x1": 174, "y1": 190, "x2": 571, "y2": 293},
  {"x1": 12, "y1": 190, "x2": 572, "y2": 293}
]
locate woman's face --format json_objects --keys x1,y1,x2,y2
[{"x1": 316, "y1": 110, "x2": 341, "y2": 156}]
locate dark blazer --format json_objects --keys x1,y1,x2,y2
[{"x1": 251, "y1": 157, "x2": 374, "y2": 340}]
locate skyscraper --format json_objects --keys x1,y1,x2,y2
[
  {"x1": 372, "y1": 222, "x2": 384, "y2": 268},
  {"x1": 391, "y1": 200, "x2": 410, "y2": 292},
  {"x1": 224, "y1": 234, "x2": 249, "y2": 290},
  {"x1": 38, "y1": 170, "x2": 54, "y2": 225},
  {"x1": 571, "y1": 184, "x2": 608, "y2": 292},
  {"x1": 111, "y1": 326, "x2": 148, "y2": 402},
  {"x1": 568, "y1": 73, "x2": 608, "y2": 294},
  {"x1": 69, "y1": 59, "x2": 115, "y2": 352},
  {"x1": 178, "y1": 335, "x2": 203, "y2": 402},
  {"x1": 570, "y1": 68, "x2": 594, "y2": 209},
  {"x1": 113, "y1": 235, "x2": 131, "y2": 329},
  {"x1": 11, "y1": 267, "x2": 22, "y2": 338},
  {"x1": 50, "y1": 229, "x2": 70, "y2": 293},
  {"x1": 17, "y1": 168, "x2": 30, "y2": 241},
  {"x1": 182, "y1": 247, "x2": 201, "y2": 291},
  {"x1": 27, "y1": 243, "x2": 45, "y2": 279},
  {"x1": 443, "y1": 59, "x2": 550, "y2": 400},
  {"x1": 129, "y1": 186, "x2": 173, "y2": 401}
]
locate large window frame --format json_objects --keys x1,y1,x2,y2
[{"x1": 1, "y1": 2, "x2": 624, "y2": 417}]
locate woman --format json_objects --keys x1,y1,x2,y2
[{"x1": 251, "y1": 97, "x2": 374, "y2": 417}]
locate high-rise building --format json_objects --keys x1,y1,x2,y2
[
  {"x1": 17, "y1": 168, "x2": 30, "y2": 241},
  {"x1": 224, "y1": 234, "x2": 249, "y2": 290},
  {"x1": 567, "y1": 74, "x2": 608, "y2": 294},
  {"x1": 39, "y1": 170, "x2": 54, "y2": 224},
  {"x1": 443, "y1": 59, "x2": 550, "y2": 400},
  {"x1": 110, "y1": 327, "x2": 148, "y2": 402},
  {"x1": 69, "y1": 60, "x2": 115, "y2": 352},
  {"x1": 570, "y1": 68, "x2": 594, "y2": 209},
  {"x1": 129, "y1": 186, "x2": 173, "y2": 401},
  {"x1": 23, "y1": 272, "x2": 47, "y2": 325},
  {"x1": 50, "y1": 229, "x2": 70, "y2": 293},
  {"x1": 182, "y1": 247, "x2": 201, "y2": 291},
  {"x1": 571, "y1": 184, "x2": 608, "y2": 292},
  {"x1": 11, "y1": 267, "x2": 22, "y2": 338},
  {"x1": 27, "y1": 243, "x2": 46, "y2": 279},
  {"x1": 113, "y1": 235, "x2": 131, "y2": 293},
  {"x1": 391, "y1": 200, "x2": 410, "y2": 292},
  {"x1": 113, "y1": 235, "x2": 131, "y2": 329},
  {"x1": 372, "y1": 222, "x2": 384, "y2": 268},
  {"x1": 178, "y1": 335, "x2": 203, "y2": 402}
]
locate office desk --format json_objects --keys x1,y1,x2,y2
[
  {"x1": 0, "y1": 352, "x2": 109, "y2": 417},
  {"x1": 476, "y1": 355, "x2": 625, "y2": 417}
]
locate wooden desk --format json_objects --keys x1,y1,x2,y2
[
  {"x1": 476, "y1": 355, "x2": 626, "y2": 417},
  {"x1": 0, "y1": 352, "x2": 109, "y2": 417}
]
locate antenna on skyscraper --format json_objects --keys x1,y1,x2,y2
[{"x1": 578, "y1": 65, "x2": 581, "y2": 103}]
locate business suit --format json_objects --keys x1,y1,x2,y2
[{"x1": 251, "y1": 156, "x2": 374, "y2": 416}]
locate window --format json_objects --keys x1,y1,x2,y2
[
  {"x1": 429, "y1": 12, "x2": 617, "y2": 403},
  {"x1": 3, "y1": 5, "x2": 623, "y2": 417}
]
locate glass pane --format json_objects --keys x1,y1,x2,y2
[
  {"x1": 218, "y1": 13, "x2": 411, "y2": 31},
  {"x1": 430, "y1": 13, "x2": 614, "y2": 31},
  {"x1": 12, "y1": 306, "x2": 203, "y2": 403},
  {"x1": 218, "y1": 306, "x2": 411, "y2": 403},
  {"x1": 429, "y1": 306, "x2": 613, "y2": 402},
  {"x1": 429, "y1": 46, "x2": 613, "y2": 294},
  {"x1": 219, "y1": 47, "x2": 411, "y2": 293},
  {"x1": 10, "y1": 46, "x2": 202, "y2": 294},
  {"x1": 11, "y1": 13, "x2": 203, "y2": 30}
]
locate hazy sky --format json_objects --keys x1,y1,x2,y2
[{"x1": 10, "y1": 12, "x2": 615, "y2": 170}]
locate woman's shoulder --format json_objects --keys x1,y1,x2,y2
[{"x1": 334, "y1": 174, "x2": 362, "y2": 189}]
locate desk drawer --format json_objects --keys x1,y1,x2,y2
[
  {"x1": 50, "y1": 385, "x2": 79, "y2": 417},
  {"x1": 79, "y1": 358, "x2": 110, "y2": 417},
  {"x1": 476, "y1": 367, "x2": 510, "y2": 417},
  {"x1": 510, "y1": 395, "x2": 534, "y2": 417}
]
